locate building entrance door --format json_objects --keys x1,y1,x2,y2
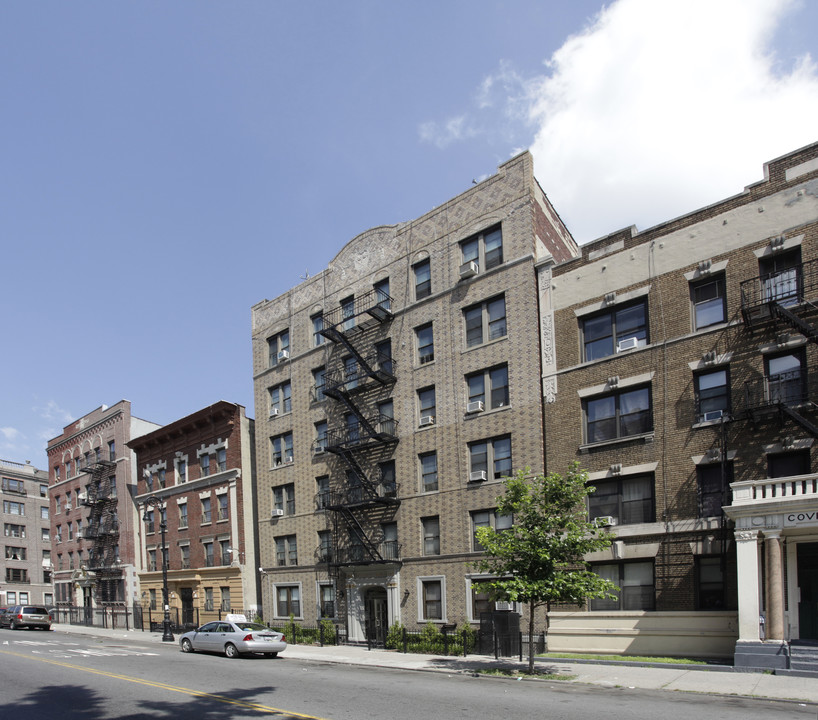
[
  {"x1": 797, "y1": 542, "x2": 818, "y2": 640},
  {"x1": 364, "y1": 587, "x2": 388, "y2": 646},
  {"x1": 181, "y1": 588, "x2": 194, "y2": 627}
]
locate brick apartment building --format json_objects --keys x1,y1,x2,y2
[
  {"x1": 127, "y1": 401, "x2": 259, "y2": 627},
  {"x1": 541, "y1": 142, "x2": 818, "y2": 667},
  {"x1": 46, "y1": 401, "x2": 160, "y2": 612},
  {"x1": 251, "y1": 151, "x2": 578, "y2": 643},
  {"x1": 1, "y1": 459, "x2": 52, "y2": 607}
]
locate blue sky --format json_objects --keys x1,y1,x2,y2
[{"x1": 2, "y1": 0, "x2": 818, "y2": 469}]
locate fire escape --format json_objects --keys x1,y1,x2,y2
[
  {"x1": 314, "y1": 288, "x2": 401, "y2": 577},
  {"x1": 79, "y1": 455, "x2": 121, "y2": 600},
  {"x1": 740, "y1": 256, "x2": 818, "y2": 435}
]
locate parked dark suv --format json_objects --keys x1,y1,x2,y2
[{"x1": 0, "y1": 605, "x2": 51, "y2": 630}]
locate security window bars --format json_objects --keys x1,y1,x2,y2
[
  {"x1": 585, "y1": 386, "x2": 652, "y2": 444},
  {"x1": 582, "y1": 300, "x2": 648, "y2": 361},
  {"x1": 464, "y1": 295, "x2": 506, "y2": 348}
]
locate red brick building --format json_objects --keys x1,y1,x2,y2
[{"x1": 127, "y1": 401, "x2": 259, "y2": 627}]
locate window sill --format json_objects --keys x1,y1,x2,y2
[
  {"x1": 462, "y1": 336, "x2": 508, "y2": 354},
  {"x1": 464, "y1": 404, "x2": 511, "y2": 420},
  {"x1": 691, "y1": 416, "x2": 732, "y2": 429},
  {"x1": 579, "y1": 432, "x2": 655, "y2": 453}
]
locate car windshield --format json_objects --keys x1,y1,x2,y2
[{"x1": 235, "y1": 622, "x2": 271, "y2": 632}]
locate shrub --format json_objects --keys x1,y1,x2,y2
[{"x1": 385, "y1": 621, "x2": 405, "y2": 649}]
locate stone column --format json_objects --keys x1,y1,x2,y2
[
  {"x1": 735, "y1": 530, "x2": 761, "y2": 641},
  {"x1": 764, "y1": 531, "x2": 785, "y2": 641}
]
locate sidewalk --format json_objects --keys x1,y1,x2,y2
[{"x1": 50, "y1": 623, "x2": 818, "y2": 706}]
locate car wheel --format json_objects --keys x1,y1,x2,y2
[
  {"x1": 224, "y1": 643, "x2": 239, "y2": 659},
  {"x1": 180, "y1": 638, "x2": 194, "y2": 653},
  {"x1": 9, "y1": 621, "x2": 17, "y2": 630},
  {"x1": 268, "y1": 652, "x2": 278, "y2": 658}
]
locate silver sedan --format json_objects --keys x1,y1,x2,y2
[{"x1": 179, "y1": 620, "x2": 286, "y2": 658}]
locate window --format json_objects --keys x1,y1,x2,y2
[
  {"x1": 157, "y1": 469, "x2": 166, "y2": 488},
  {"x1": 375, "y1": 339, "x2": 393, "y2": 376},
  {"x1": 341, "y1": 295, "x2": 355, "y2": 331},
  {"x1": 378, "y1": 400, "x2": 394, "y2": 435},
  {"x1": 6, "y1": 568, "x2": 29, "y2": 583},
  {"x1": 422, "y1": 516, "x2": 440, "y2": 556},
  {"x1": 314, "y1": 421, "x2": 328, "y2": 454},
  {"x1": 766, "y1": 351, "x2": 806, "y2": 405},
  {"x1": 420, "y1": 452, "x2": 438, "y2": 493},
  {"x1": 316, "y1": 476, "x2": 330, "y2": 510},
  {"x1": 177, "y1": 459, "x2": 187, "y2": 483},
  {"x1": 268, "y1": 329, "x2": 290, "y2": 367},
  {"x1": 146, "y1": 473, "x2": 153, "y2": 492},
  {"x1": 471, "y1": 510, "x2": 512, "y2": 551},
  {"x1": 149, "y1": 589, "x2": 157, "y2": 610},
  {"x1": 180, "y1": 544, "x2": 190, "y2": 569},
  {"x1": 469, "y1": 436, "x2": 511, "y2": 480},
  {"x1": 41, "y1": 527, "x2": 49, "y2": 542},
  {"x1": 416, "y1": 323, "x2": 435, "y2": 365},
  {"x1": 464, "y1": 295, "x2": 506, "y2": 347},
  {"x1": 584, "y1": 386, "x2": 652, "y2": 444},
  {"x1": 460, "y1": 224, "x2": 503, "y2": 273},
  {"x1": 467, "y1": 365, "x2": 509, "y2": 410},
  {"x1": 413, "y1": 258, "x2": 431, "y2": 300},
  {"x1": 271, "y1": 433, "x2": 294, "y2": 466},
  {"x1": 760, "y1": 248, "x2": 801, "y2": 306},
  {"x1": 217, "y1": 494, "x2": 228, "y2": 521},
  {"x1": 145, "y1": 510, "x2": 155, "y2": 534},
  {"x1": 39, "y1": 484, "x2": 48, "y2": 497},
  {"x1": 768, "y1": 449, "x2": 810, "y2": 478},
  {"x1": 276, "y1": 535, "x2": 298, "y2": 566},
  {"x1": 588, "y1": 475, "x2": 655, "y2": 525},
  {"x1": 148, "y1": 549, "x2": 157, "y2": 572},
  {"x1": 3, "y1": 501, "x2": 24, "y2": 516},
  {"x1": 691, "y1": 276, "x2": 726, "y2": 329},
  {"x1": 40, "y1": 506, "x2": 48, "y2": 520},
  {"x1": 694, "y1": 368, "x2": 730, "y2": 421},
  {"x1": 270, "y1": 381, "x2": 292, "y2": 416},
  {"x1": 344, "y1": 356, "x2": 358, "y2": 390},
  {"x1": 201, "y1": 497, "x2": 212, "y2": 524},
  {"x1": 67, "y1": 522, "x2": 74, "y2": 541},
  {"x1": 5, "y1": 546, "x2": 26, "y2": 560},
  {"x1": 108, "y1": 440, "x2": 116, "y2": 462},
  {"x1": 54, "y1": 495, "x2": 61, "y2": 514},
  {"x1": 54, "y1": 466, "x2": 60, "y2": 482},
  {"x1": 217, "y1": 448, "x2": 227, "y2": 473},
  {"x1": 374, "y1": 277, "x2": 391, "y2": 311},
  {"x1": 379, "y1": 460, "x2": 396, "y2": 497},
  {"x1": 381, "y1": 522, "x2": 398, "y2": 560},
  {"x1": 312, "y1": 367, "x2": 327, "y2": 402},
  {"x1": 178, "y1": 502, "x2": 188, "y2": 528},
  {"x1": 421, "y1": 579, "x2": 443, "y2": 620},
  {"x1": 204, "y1": 587, "x2": 214, "y2": 611},
  {"x1": 591, "y1": 561, "x2": 655, "y2": 610},
  {"x1": 273, "y1": 483, "x2": 296, "y2": 516},
  {"x1": 317, "y1": 530, "x2": 333, "y2": 563},
  {"x1": 66, "y1": 460, "x2": 72, "y2": 477},
  {"x1": 319, "y1": 583, "x2": 335, "y2": 618},
  {"x1": 220, "y1": 539, "x2": 231, "y2": 566},
  {"x1": 200, "y1": 454, "x2": 211, "y2": 478},
  {"x1": 2, "y1": 477, "x2": 25, "y2": 494},
  {"x1": 418, "y1": 386, "x2": 436, "y2": 425},
  {"x1": 220, "y1": 586, "x2": 231, "y2": 612},
  {"x1": 696, "y1": 557, "x2": 725, "y2": 610},
  {"x1": 312, "y1": 313, "x2": 325, "y2": 346},
  {"x1": 203, "y1": 541, "x2": 214, "y2": 567},
  {"x1": 276, "y1": 585, "x2": 300, "y2": 617},
  {"x1": 5, "y1": 524, "x2": 25, "y2": 538},
  {"x1": 582, "y1": 300, "x2": 648, "y2": 361}
]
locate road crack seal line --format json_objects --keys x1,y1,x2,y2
[{"x1": 0, "y1": 648, "x2": 328, "y2": 719}]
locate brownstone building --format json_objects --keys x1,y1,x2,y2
[
  {"x1": 128, "y1": 401, "x2": 259, "y2": 627},
  {"x1": 541, "y1": 142, "x2": 818, "y2": 668},
  {"x1": 46, "y1": 401, "x2": 160, "y2": 612},
  {"x1": 251, "y1": 151, "x2": 578, "y2": 642}
]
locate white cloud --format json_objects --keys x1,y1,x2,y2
[
  {"x1": 527, "y1": 0, "x2": 818, "y2": 242},
  {"x1": 418, "y1": 115, "x2": 477, "y2": 149},
  {"x1": 421, "y1": 0, "x2": 818, "y2": 244},
  {"x1": 0, "y1": 427, "x2": 22, "y2": 442},
  {"x1": 36, "y1": 400, "x2": 74, "y2": 424}
]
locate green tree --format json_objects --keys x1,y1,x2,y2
[{"x1": 473, "y1": 464, "x2": 617, "y2": 673}]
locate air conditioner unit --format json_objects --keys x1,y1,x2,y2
[
  {"x1": 271, "y1": 508, "x2": 284, "y2": 517},
  {"x1": 616, "y1": 336, "x2": 640, "y2": 352},
  {"x1": 64, "y1": 503, "x2": 72, "y2": 511},
  {"x1": 277, "y1": 350, "x2": 290, "y2": 362},
  {"x1": 270, "y1": 408, "x2": 279, "y2": 417},
  {"x1": 702, "y1": 410, "x2": 724, "y2": 422},
  {"x1": 469, "y1": 470, "x2": 487, "y2": 482},
  {"x1": 419, "y1": 415, "x2": 435, "y2": 427},
  {"x1": 495, "y1": 601, "x2": 513, "y2": 611},
  {"x1": 285, "y1": 455, "x2": 293, "y2": 464},
  {"x1": 466, "y1": 400, "x2": 484, "y2": 414},
  {"x1": 76, "y1": 532, "x2": 83, "y2": 540},
  {"x1": 595, "y1": 515, "x2": 617, "y2": 527},
  {"x1": 77, "y1": 492, "x2": 87, "y2": 502},
  {"x1": 313, "y1": 445, "x2": 326, "y2": 455},
  {"x1": 459, "y1": 260, "x2": 479, "y2": 279}
]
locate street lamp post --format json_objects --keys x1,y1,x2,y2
[{"x1": 142, "y1": 495, "x2": 174, "y2": 642}]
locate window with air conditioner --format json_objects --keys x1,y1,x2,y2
[
  {"x1": 418, "y1": 386, "x2": 436, "y2": 428},
  {"x1": 588, "y1": 475, "x2": 655, "y2": 526},
  {"x1": 466, "y1": 364, "x2": 509, "y2": 411},
  {"x1": 694, "y1": 368, "x2": 730, "y2": 423},
  {"x1": 267, "y1": 329, "x2": 290, "y2": 368},
  {"x1": 468, "y1": 435, "x2": 511, "y2": 481},
  {"x1": 582, "y1": 300, "x2": 648, "y2": 361},
  {"x1": 460, "y1": 224, "x2": 503, "y2": 279}
]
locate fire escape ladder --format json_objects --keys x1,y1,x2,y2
[
  {"x1": 770, "y1": 302, "x2": 818, "y2": 344},
  {"x1": 340, "y1": 507, "x2": 384, "y2": 562},
  {"x1": 779, "y1": 403, "x2": 818, "y2": 437}
]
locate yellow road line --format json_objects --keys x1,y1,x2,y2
[{"x1": 0, "y1": 647, "x2": 329, "y2": 719}]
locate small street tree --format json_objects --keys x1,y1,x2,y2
[{"x1": 473, "y1": 463, "x2": 617, "y2": 674}]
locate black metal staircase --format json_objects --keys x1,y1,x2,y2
[
  {"x1": 79, "y1": 457, "x2": 120, "y2": 579},
  {"x1": 317, "y1": 288, "x2": 401, "y2": 576}
]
